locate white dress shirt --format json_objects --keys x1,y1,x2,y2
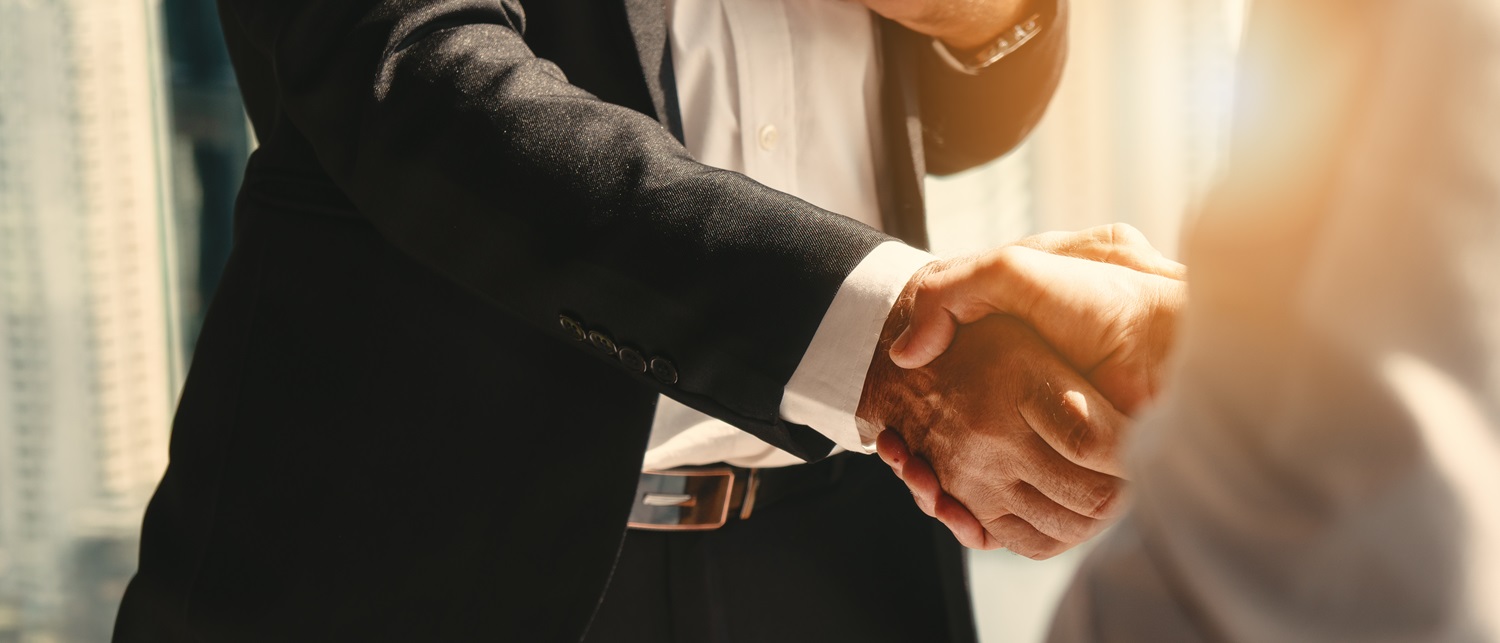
[
  {"x1": 1048, "y1": 0, "x2": 1500, "y2": 639},
  {"x1": 645, "y1": 0, "x2": 934, "y2": 470}
]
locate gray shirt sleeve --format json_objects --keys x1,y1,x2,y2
[{"x1": 1047, "y1": 0, "x2": 1500, "y2": 640}]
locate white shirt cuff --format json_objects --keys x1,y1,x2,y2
[{"x1": 779, "y1": 242, "x2": 936, "y2": 454}]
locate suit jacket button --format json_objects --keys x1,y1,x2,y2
[
  {"x1": 649, "y1": 357, "x2": 679, "y2": 385},
  {"x1": 618, "y1": 347, "x2": 647, "y2": 373},
  {"x1": 558, "y1": 315, "x2": 587, "y2": 341},
  {"x1": 588, "y1": 331, "x2": 618, "y2": 355}
]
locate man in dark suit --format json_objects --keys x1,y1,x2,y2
[{"x1": 114, "y1": 1, "x2": 1124, "y2": 641}]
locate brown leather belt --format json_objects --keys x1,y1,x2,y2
[{"x1": 626, "y1": 454, "x2": 848, "y2": 531}]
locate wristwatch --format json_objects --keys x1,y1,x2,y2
[{"x1": 932, "y1": 12, "x2": 1046, "y2": 75}]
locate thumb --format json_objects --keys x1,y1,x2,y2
[{"x1": 889, "y1": 277, "x2": 960, "y2": 369}]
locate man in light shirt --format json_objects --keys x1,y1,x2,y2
[{"x1": 884, "y1": 0, "x2": 1500, "y2": 639}]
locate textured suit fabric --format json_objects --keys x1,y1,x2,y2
[
  {"x1": 1048, "y1": 0, "x2": 1500, "y2": 640},
  {"x1": 113, "y1": 1, "x2": 1066, "y2": 640}
]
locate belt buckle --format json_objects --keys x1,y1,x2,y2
[{"x1": 627, "y1": 467, "x2": 735, "y2": 531}]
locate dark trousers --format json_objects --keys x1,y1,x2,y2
[{"x1": 582, "y1": 453, "x2": 978, "y2": 643}]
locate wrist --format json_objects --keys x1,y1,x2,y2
[
  {"x1": 932, "y1": 0, "x2": 1041, "y2": 52},
  {"x1": 856, "y1": 262, "x2": 941, "y2": 442}
]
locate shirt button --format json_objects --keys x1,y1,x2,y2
[{"x1": 757, "y1": 124, "x2": 780, "y2": 151}]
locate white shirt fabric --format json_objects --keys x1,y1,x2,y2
[
  {"x1": 645, "y1": 0, "x2": 933, "y2": 470},
  {"x1": 1048, "y1": 0, "x2": 1500, "y2": 639}
]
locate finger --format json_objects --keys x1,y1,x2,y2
[
  {"x1": 1002, "y1": 365, "x2": 1128, "y2": 515},
  {"x1": 1019, "y1": 371, "x2": 1133, "y2": 479},
  {"x1": 1087, "y1": 361, "x2": 1153, "y2": 417},
  {"x1": 930, "y1": 492, "x2": 998, "y2": 550},
  {"x1": 1011, "y1": 433, "x2": 1129, "y2": 521},
  {"x1": 877, "y1": 431, "x2": 993, "y2": 546},
  {"x1": 893, "y1": 445, "x2": 944, "y2": 517},
  {"x1": 1013, "y1": 224, "x2": 1137, "y2": 260},
  {"x1": 1017, "y1": 224, "x2": 1187, "y2": 280},
  {"x1": 1103, "y1": 223, "x2": 1188, "y2": 280},
  {"x1": 992, "y1": 480, "x2": 1109, "y2": 545},
  {"x1": 889, "y1": 277, "x2": 962, "y2": 369},
  {"x1": 875, "y1": 429, "x2": 911, "y2": 474},
  {"x1": 876, "y1": 431, "x2": 942, "y2": 516},
  {"x1": 980, "y1": 514, "x2": 1072, "y2": 560}
]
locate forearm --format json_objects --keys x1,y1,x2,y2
[{"x1": 220, "y1": 0, "x2": 892, "y2": 456}]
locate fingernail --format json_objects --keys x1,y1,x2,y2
[{"x1": 890, "y1": 328, "x2": 912, "y2": 356}]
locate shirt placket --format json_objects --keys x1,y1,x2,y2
[{"x1": 721, "y1": 0, "x2": 799, "y2": 197}]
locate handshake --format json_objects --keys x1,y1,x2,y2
[{"x1": 856, "y1": 224, "x2": 1188, "y2": 557}]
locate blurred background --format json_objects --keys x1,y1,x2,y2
[{"x1": 0, "y1": 0, "x2": 1245, "y2": 641}]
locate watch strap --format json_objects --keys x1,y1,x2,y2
[{"x1": 932, "y1": 13, "x2": 1046, "y2": 75}]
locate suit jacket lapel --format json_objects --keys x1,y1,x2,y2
[{"x1": 621, "y1": 0, "x2": 685, "y2": 143}]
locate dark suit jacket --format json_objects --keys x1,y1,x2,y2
[{"x1": 114, "y1": 1, "x2": 1066, "y2": 641}]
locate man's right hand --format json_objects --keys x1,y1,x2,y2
[
  {"x1": 857, "y1": 293, "x2": 1129, "y2": 557},
  {"x1": 864, "y1": 225, "x2": 1183, "y2": 554},
  {"x1": 891, "y1": 224, "x2": 1186, "y2": 415}
]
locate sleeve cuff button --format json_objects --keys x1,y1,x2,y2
[
  {"x1": 558, "y1": 315, "x2": 587, "y2": 341},
  {"x1": 649, "y1": 357, "x2": 679, "y2": 385},
  {"x1": 587, "y1": 331, "x2": 618, "y2": 355},
  {"x1": 618, "y1": 347, "x2": 648, "y2": 373}
]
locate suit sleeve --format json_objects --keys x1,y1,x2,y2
[
  {"x1": 916, "y1": 0, "x2": 1069, "y2": 175},
  {"x1": 217, "y1": 0, "x2": 893, "y2": 459}
]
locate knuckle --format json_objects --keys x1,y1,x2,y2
[
  {"x1": 1082, "y1": 224, "x2": 1115, "y2": 248},
  {"x1": 1013, "y1": 546, "x2": 1046, "y2": 560},
  {"x1": 1031, "y1": 496, "x2": 1096, "y2": 545},
  {"x1": 1101, "y1": 222, "x2": 1145, "y2": 264},
  {"x1": 1106, "y1": 222, "x2": 1141, "y2": 244},
  {"x1": 992, "y1": 478, "x2": 1028, "y2": 509},
  {"x1": 1085, "y1": 478, "x2": 1124, "y2": 519},
  {"x1": 1049, "y1": 509, "x2": 1091, "y2": 544},
  {"x1": 1011, "y1": 537, "x2": 1062, "y2": 561},
  {"x1": 1032, "y1": 540, "x2": 1071, "y2": 560},
  {"x1": 984, "y1": 513, "x2": 1065, "y2": 560},
  {"x1": 969, "y1": 483, "x2": 1013, "y2": 519}
]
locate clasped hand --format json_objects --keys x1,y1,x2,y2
[{"x1": 856, "y1": 224, "x2": 1186, "y2": 556}]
